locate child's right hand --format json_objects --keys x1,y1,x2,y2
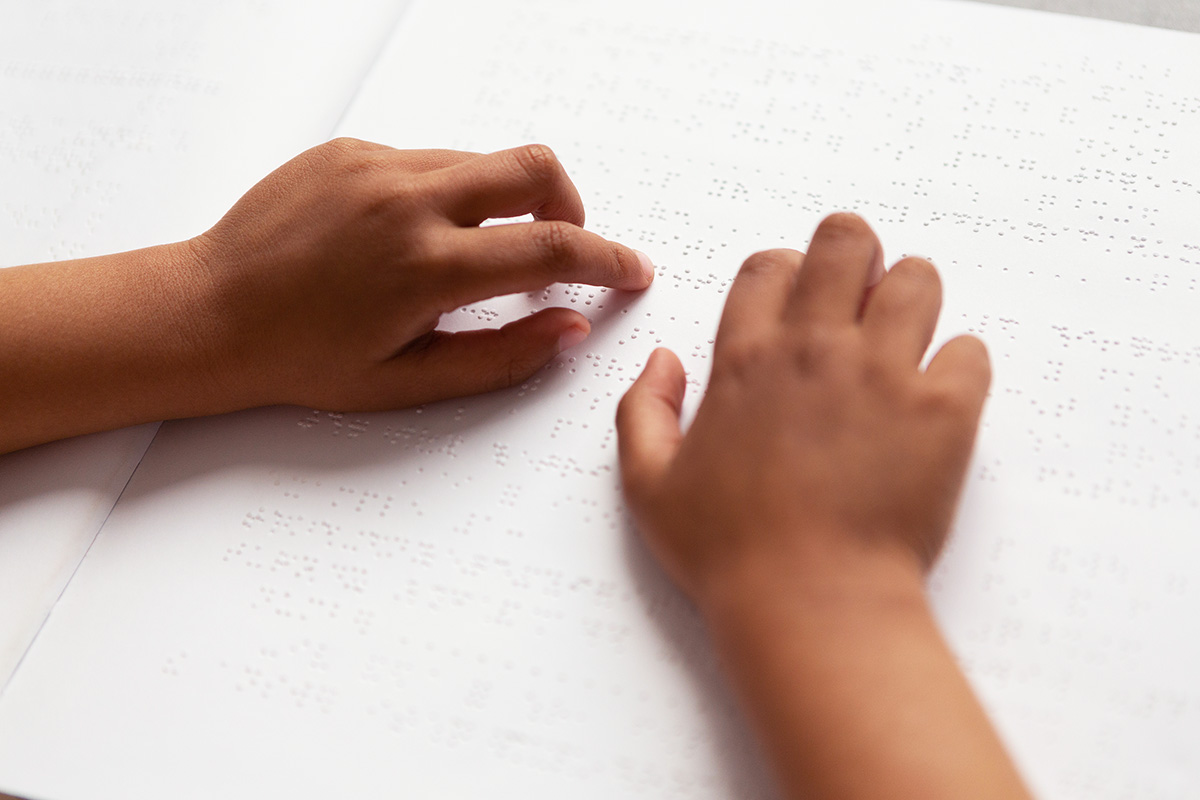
[
  {"x1": 616, "y1": 214, "x2": 1028, "y2": 800},
  {"x1": 616, "y1": 212, "x2": 989, "y2": 608}
]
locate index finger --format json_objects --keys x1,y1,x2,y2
[
  {"x1": 713, "y1": 249, "x2": 803, "y2": 359},
  {"x1": 435, "y1": 220, "x2": 654, "y2": 306}
]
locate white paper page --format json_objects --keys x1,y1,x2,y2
[
  {"x1": 0, "y1": 0, "x2": 408, "y2": 685},
  {"x1": 2, "y1": 1, "x2": 1199, "y2": 798}
]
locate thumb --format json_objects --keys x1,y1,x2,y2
[
  {"x1": 389, "y1": 307, "x2": 590, "y2": 403},
  {"x1": 616, "y1": 348, "x2": 687, "y2": 505}
]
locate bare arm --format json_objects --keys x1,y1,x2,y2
[
  {"x1": 617, "y1": 213, "x2": 1031, "y2": 799},
  {"x1": 0, "y1": 139, "x2": 653, "y2": 454}
]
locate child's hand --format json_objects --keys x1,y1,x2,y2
[
  {"x1": 616, "y1": 215, "x2": 1026, "y2": 800},
  {"x1": 0, "y1": 138, "x2": 653, "y2": 453},
  {"x1": 188, "y1": 138, "x2": 654, "y2": 411},
  {"x1": 617, "y1": 212, "x2": 989, "y2": 608}
]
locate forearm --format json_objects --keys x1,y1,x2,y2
[
  {"x1": 0, "y1": 242, "x2": 232, "y2": 453},
  {"x1": 700, "y1": 542, "x2": 1032, "y2": 800}
]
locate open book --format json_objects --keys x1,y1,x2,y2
[
  {"x1": 0, "y1": 0, "x2": 413, "y2": 684},
  {"x1": 2, "y1": 0, "x2": 1198, "y2": 798}
]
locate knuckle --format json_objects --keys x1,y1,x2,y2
[
  {"x1": 512, "y1": 143, "x2": 561, "y2": 182},
  {"x1": 787, "y1": 325, "x2": 852, "y2": 375},
  {"x1": 532, "y1": 220, "x2": 578, "y2": 266},
  {"x1": 716, "y1": 337, "x2": 771, "y2": 379},
  {"x1": 312, "y1": 139, "x2": 391, "y2": 181},
  {"x1": 792, "y1": 336, "x2": 833, "y2": 374},
  {"x1": 311, "y1": 140, "x2": 383, "y2": 181},
  {"x1": 360, "y1": 176, "x2": 423, "y2": 228},
  {"x1": 284, "y1": 141, "x2": 425, "y2": 226},
  {"x1": 497, "y1": 353, "x2": 542, "y2": 390},
  {"x1": 303, "y1": 140, "x2": 398, "y2": 198},
  {"x1": 740, "y1": 248, "x2": 802, "y2": 276},
  {"x1": 342, "y1": 153, "x2": 390, "y2": 182},
  {"x1": 324, "y1": 136, "x2": 368, "y2": 155},
  {"x1": 607, "y1": 241, "x2": 638, "y2": 283},
  {"x1": 406, "y1": 226, "x2": 453, "y2": 270},
  {"x1": 473, "y1": 360, "x2": 512, "y2": 394},
  {"x1": 478, "y1": 324, "x2": 547, "y2": 391}
]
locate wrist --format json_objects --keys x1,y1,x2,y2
[
  {"x1": 695, "y1": 530, "x2": 931, "y2": 639},
  {"x1": 692, "y1": 533, "x2": 1030, "y2": 800},
  {"x1": 133, "y1": 238, "x2": 248, "y2": 417},
  {"x1": 167, "y1": 234, "x2": 264, "y2": 413}
]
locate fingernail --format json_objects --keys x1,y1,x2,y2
[
  {"x1": 557, "y1": 324, "x2": 589, "y2": 354},
  {"x1": 634, "y1": 250, "x2": 655, "y2": 284}
]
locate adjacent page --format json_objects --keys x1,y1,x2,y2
[
  {"x1": 0, "y1": 0, "x2": 408, "y2": 684},
  {"x1": 2, "y1": 1, "x2": 1198, "y2": 798}
]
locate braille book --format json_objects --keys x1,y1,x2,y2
[{"x1": 1, "y1": 1, "x2": 1197, "y2": 798}]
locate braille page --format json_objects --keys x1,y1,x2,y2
[
  {"x1": 0, "y1": 0, "x2": 407, "y2": 686},
  {"x1": 2, "y1": 1, "x2": 1199, "y2": 799}
]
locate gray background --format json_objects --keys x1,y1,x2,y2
[{"x1": 975, "y1": 0, "x2": 1200, "y2": 32}]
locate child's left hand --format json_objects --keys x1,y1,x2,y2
[
  {"x1": 189, "y1": 138, "x2": 655, "y2": 412},
  {"x1": 0, "y1": 139, "x2": 653, "y2": 452}
]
